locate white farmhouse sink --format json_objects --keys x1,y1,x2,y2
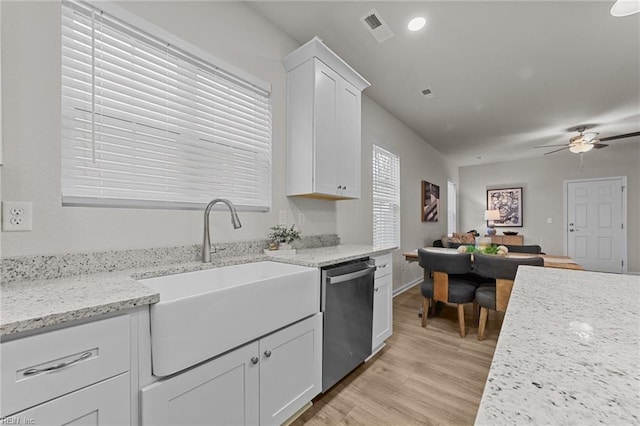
[{"x1": 140, "y1": 261, "x2": 319, "y2": 376}]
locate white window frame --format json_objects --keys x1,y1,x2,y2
[
  {"x1": 373, "y1": 145, "x2": 400, "y2": 249},
  {"x1": 61, "y1": 0, "x2": 272, "y2": 211}
]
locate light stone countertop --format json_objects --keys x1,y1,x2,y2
[
  {"x1": 1, "y1": 245, "x2": 394, "y2": 337},
  {"x1": 475, "y1": 266, "x2": 640, "y2": 425}
]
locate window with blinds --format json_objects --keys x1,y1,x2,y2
[
  {"x1": 447, "y1": 181, "x2": 457, "y2": 236},
  {"x1": 372, "y1": 145, "x2": 400, "y2": 249},
  {"x1": 61, "y1": 1, "x2": 272, "y2": 210}
]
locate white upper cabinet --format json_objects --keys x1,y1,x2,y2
[{"x1": 283, "y1": 37, "x2": 370, "y2": 200}]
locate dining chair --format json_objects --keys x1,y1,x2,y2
[
  {"x1": 473, "y1": 253, "x2": 544, "y2": 340},
  {"x1": 418, "y1": 249, "x2": 478, "y2": 337},
  {"x1": 503, "y1": 244, "x2": 543, "y2": 254}
]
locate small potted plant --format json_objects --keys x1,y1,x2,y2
[{"x1": 268, "y1": 224, "x2": 301, "y2": 250}]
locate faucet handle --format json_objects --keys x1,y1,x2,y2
[{"x1": 211, "y1": 245, "x2": 227, "y2": 254}]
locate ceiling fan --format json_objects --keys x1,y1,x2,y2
[{"x1": 535, "y1": 126, "x2": 640, "y2": 155}]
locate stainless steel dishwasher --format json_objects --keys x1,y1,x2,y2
[{"x1": 321, "y1": 259, "x2": 376, "y2": 392}]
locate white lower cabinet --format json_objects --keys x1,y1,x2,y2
[
  {"x1": 372, "y1": 253, "x2": 393, "y2": 353},
  {"x1": 11, "y1": 373, "x2": 130, "y2": 426},
  {"x1": 141, "y1": 313, "x2": 322, "y2": 426},
  {"x1": 0, "y1": 315, "x2": 132, "y2": 425}
]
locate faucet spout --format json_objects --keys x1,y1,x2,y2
[{"x1": 202, "y1": 198, "x2": 242, "y2": 263}]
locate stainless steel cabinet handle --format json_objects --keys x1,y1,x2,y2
[
  {"x1": 23, "y1": 351, "x2": 92, "y2": 376},
  {"x1": 264, "y1": 350, "x2": 272, "y2": 358},
  {"x1": 251, "y1": 357, "x2": 259, "y2": 365}
]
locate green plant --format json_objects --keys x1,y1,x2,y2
[
  {"x1": 460, "y1": 244, "x2": 500, "y2": 254},
  {"x1": 268, "y1": 224, "x2": 301, "y2": 244}
]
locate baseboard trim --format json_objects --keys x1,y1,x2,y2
[{"x1": 393, "y1": 277, "x2": 421, "y2": 297}]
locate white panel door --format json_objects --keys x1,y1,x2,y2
[
  {"x1": 372, "y1": 273, "x2": 393, "y2": 352},
  {"x1": 141, "y1": 342, "x2": 259, "y2": 426},
  {"x1": 337, "y1": 79, "x2": 361, "y2": 198},
  {"x1": 259, "y1": 314, "x2": 322, "y2": 426},
  {"x1": 567, "y1": 178, "x2": 624, "y2": 273},
  {"x1": 313, "y1": 60, "x2": 339, "y2": 196}
]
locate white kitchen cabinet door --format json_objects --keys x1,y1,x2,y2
[
  {"x1": 259, "y1": 313, "x2": 322, "y2": 426},
  {"x1": 12, "y1": 373, "x2": 130, "y2": 426},
  {"x1": 141, "y1": 342, "x2": 259, "y2": 426},
  {"x1": 313, "y1": 61, "x2": 340, "y2": 197},
  {"x1": 372, "y1": 273, "x2": 393, "y2": 352},
  {"x1": 336, "y1": 78, "x2": 361, "y2": 199}
]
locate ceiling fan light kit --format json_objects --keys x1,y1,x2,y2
[
  {"x1": 535, "y1": 126, "x2": 640, "y2": 156},
  {"x1": 569, "y1": 143, "x2": 594, "y2": 154}
]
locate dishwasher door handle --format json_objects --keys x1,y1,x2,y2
[{"x1": 327, "y1": 266, "x2": 376, "y2": 284}]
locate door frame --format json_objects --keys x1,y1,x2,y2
[{"x1": 563, "y1": 176, "x2": 627, "y2": 273}]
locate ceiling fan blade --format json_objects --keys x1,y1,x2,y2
[
  {"x1": 599, "y1": 131, "x2": 640, "y2": 142},
  {"x1": 592, "y1": 143, "x2": 609, "y2": 149},
  {"x1": 544, "y1": 147, "x2": 570, "y2": 155},
  {"x1": 534, "y1": 144, "x2": 569, "y2": 148}
]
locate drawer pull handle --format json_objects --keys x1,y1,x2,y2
[
  {"x1": 264, "y1": 350, "x2": 272, "y2": 358},
  {"x1": 23, "y1": 351, "x2": 92, "y2": 376}
]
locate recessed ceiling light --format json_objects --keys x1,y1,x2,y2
[
  {"x1": 610, "y1": 0, "x2": 640, "y2": 17},
  {"x1": 408, "y1": 17, "x2": 426, "y2": 32}
]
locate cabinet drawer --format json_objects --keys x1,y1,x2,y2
[
  {"x1": 12, "y1": 373, "x2": 130, "y2": 426},
  {"x1": 372, "y1": 253, "x2": 392, "y2": 279},
  {"x1": 1, "y1": 315, "x2": 130, "y2": 416}
]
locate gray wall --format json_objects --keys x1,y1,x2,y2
[
  {"x1": 459, "y1": 143, "x2": 640, "y2": 273},
  {"x1": 0, "y1": 1, "x2": 449, "y2": 289},
  {"x1": 337, "y1": 97, "x2": 457, "y2": 290}
]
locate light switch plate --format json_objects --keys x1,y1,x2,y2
[{"x1": 2, "y1": 201, "x2": 33, "y2": 231}]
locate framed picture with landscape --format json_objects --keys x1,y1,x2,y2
[
  {"x1": 487, "y1": 187, "x2": 523, "y2": 227},
  {"x1": 421, "y1": 180, "x2": 439, "y2": 222}
]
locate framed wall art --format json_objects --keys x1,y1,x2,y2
[
  {"x1": 487, "y1": 187, "x2": 523, "y2": 227},
  {"x1": 421, "y1": 180, "x2": 439, "y2": 222}
]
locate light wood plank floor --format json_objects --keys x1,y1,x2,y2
[{"x1": 293, "y1": 284, "x2": 505, "y2": 425}]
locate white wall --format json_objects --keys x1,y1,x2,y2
[
  {"x1": 337, "y1": 96, "x2": 457, "y2": 290},
  {"x1": 459, "y1": 143, "x2": 640, "y2": 273},
  {"x1": 0, "y1": 0, "x2": 445, "y2": 278}
]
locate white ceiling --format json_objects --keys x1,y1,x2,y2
[{"x1": 248, "y1": 1, "x2": 640, "y2": 166}]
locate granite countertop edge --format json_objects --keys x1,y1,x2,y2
[{"x1": 1, "y1": 245, "x2": 395, "y2": 337}]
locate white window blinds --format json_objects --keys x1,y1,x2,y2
[
  {"x1": 61, "y1": 1, "x2": 272, "y2": 210},
  {"x1": 373, "y1": 145, "x2": 400, "y2": 249}
]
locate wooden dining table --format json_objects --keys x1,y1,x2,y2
[{"x1": 402, "y1": 247, "x2": 584, "y2": 271}]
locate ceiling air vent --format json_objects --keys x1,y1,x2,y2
[
  {"x1": 421, "y1": 87, "x2": 435, "y2": 98},
  {"x1": 360, "y1": 9, "x2": 394, "y2": 44}
]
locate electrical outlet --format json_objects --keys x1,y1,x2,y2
[
  {"x1": 298, "y1": 213, "x2": 305, "y2": 226},
  {"x1": 547, "y1": 217, "x2": 553, "y2": 224},
  {"x1": 2, "y1": 201, "x2": 33, "y2": 231},
  {"x1": 279, "y1": 210, "x2": 287, "y2": 225}
]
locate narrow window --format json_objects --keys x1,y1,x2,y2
[
  {"x1": 61, "y1": 1, "x2": 272, "y2": 210},
  {"x1": 373, "y1": 145, "x2": 400, "y2": 248},
  {"x1": 447, "y1": 181, "x2": 457, "y2": 236}
]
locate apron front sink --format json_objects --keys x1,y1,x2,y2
[{"x1": 140, "y1": 261, "x2": 319, "y2": 376}]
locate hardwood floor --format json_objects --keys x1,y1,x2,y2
[{"x1": 293, "y1": 284, "x2": 505, "y2": 425}]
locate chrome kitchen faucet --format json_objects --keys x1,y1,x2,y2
[{"x1": 202, "y1": 198, "x2": 242, "y2": 262}]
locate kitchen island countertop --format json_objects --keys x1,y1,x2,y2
[{"x1": 475, "y1": 266, "x2": 640, "y2": 425}]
